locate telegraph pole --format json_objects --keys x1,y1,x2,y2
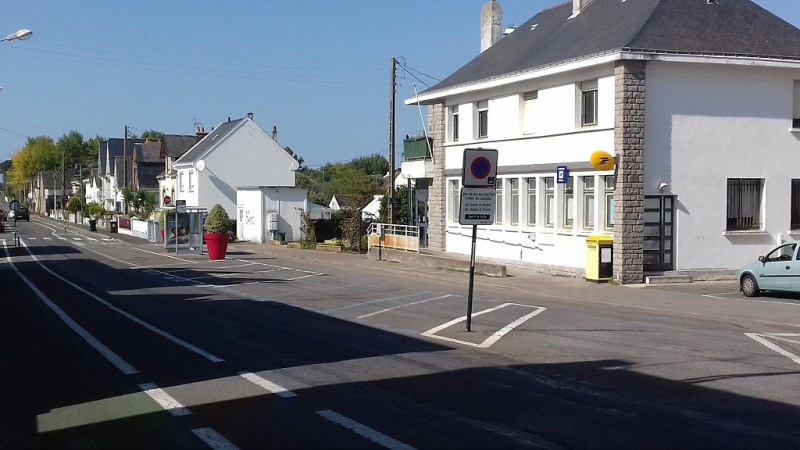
[
  {"x1": 123, "y1": 125, "x2": 128, "y2": 191},
  {"x1": 388, "y1": 57, "x2": 396, "y2": 224}
]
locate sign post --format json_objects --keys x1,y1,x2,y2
[{"x1": 460, "y1": 148, "x2": 498, "y2": 331}]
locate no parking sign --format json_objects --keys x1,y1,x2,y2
[{"x1": 462, "y1": 148, "x2": 498, "y2": 188}]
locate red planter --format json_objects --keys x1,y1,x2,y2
[{"x1": 204, "y1": 233, "x2": 229, "y2": 260}]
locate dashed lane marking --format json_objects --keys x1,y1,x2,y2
[{"x1": 745, "y1": 333, "x2": 800, "y2": 365}]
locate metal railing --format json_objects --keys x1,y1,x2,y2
[{"x1": 368, "y1": 223, "x2": 420, "y2": 252}]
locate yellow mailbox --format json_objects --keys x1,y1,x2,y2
[{"x1": 586, "y1": 235, "x2": 613, "y2": 282}]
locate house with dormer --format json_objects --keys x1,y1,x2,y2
[
  {"x1": 96, "y1": 137, "x2": 145, "y2": 213},
  {"x1": 157, "y1": 133, "x2": 201, "y2": 209},
  {"x1": 407, "y1": 0, "x2": 800, "y2": 283}
]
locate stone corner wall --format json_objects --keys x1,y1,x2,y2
[
  {"x1": 613, "y1": 61, "x2": 646, "y2": 284},
  {"x1": 427, "y1": 103, "x2": 446, "y2": 252}
]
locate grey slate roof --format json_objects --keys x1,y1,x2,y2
[
  {"x1": 135, "y1": 141, "x2": 162, "y2": 163},
  {"x1": 136, "y1": 164, "x2": 163, "y2": 190},
  {"x1": 422, "y1": 0, "x2": 800, "y2": 98},
  {"x1": 161, "y1": 134, "x2": 199, "y2": 159},
  {"x1": 177, "y1": 118, "x2": 246, "y2": 163}
]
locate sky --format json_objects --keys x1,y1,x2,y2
[{"x1": 1, "y1": 0, "x2": 799, "y2": 170}]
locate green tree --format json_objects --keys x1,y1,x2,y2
[
  {"x1": 284, "y1": 146, "x2": 307, "y2": 170},
  {"x1": 329, "y1": 165, "x2": 380, "y2": 252},
  {"x1": 140, "y1": 130, "x2": 164, "y2": 140},
  {"x1": 379, "y1": 184, "x2": 410, "y2": 224},
  {"x1": 350, "y1": 153, "x2": 388, "y2": 176}
]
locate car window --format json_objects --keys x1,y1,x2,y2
[{"x1": 766, "y1": 243, "x2": 796, "y2": 262}]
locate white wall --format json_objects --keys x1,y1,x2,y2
[
  {"x1": 645, "y1": 61, "x2": 800, "y2": 269},
  {"x1": 237, "y1": 187, "x2": 307, "y2": 243}
]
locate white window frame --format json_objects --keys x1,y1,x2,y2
[
  {"x1": 544, "y1": 177, "x2": 555, "y2": 228},
  {"x1": 562, "y1": 177, "x2": 574, "y2": 230},
  {"x1": 450, "y1": 179, "x2": 460, "y2": 224},
  {"x1": 179, "y1": 171, "x2": 185, "y2": 192},
  {"x1": 726, "y1": 178, "x2": 764, "y2": 231},
  {"x1": 476, "y1": 100, "x2": 489, "y2": 139},
  {"x1": 582, "y1": 176, "x2": 595, "y2": 230},
  {"x1": 188, "y1": 170, "x2": 195, "y2": 192},
  {"x1": 793, "y1": 80, "x2": 800, "y2": 129},
  {"x1": 526, "y1": 177, "x2": 537, "y2": 227},
  {"x1": 510, "y1": 178, "x2": 520, "y2": 226},
  {"x1": 450, "y1": 105, "x2": 460, "y2": 142},
  {"x1": 581, "y1": 80, "x2": 598, "y2": 127},
  {"x1": 604, "y1": 175, "x2": 615, "y2": 231},
  {"x1": 494, "y1": 178, "x2": 504, "y2": 225}
]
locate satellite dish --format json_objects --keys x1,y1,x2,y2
[{"x1": 196, "y1": 159, "x2": 206, "y2": 172}]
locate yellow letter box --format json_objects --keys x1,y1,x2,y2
[{"x1": 586, "y1": 235, "x2": 613, "y2": 282}]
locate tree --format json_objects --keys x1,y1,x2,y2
[
  {"x1": 140, "y1": 130, "x2": 164, "y2": 140},
  {"x1": 379, "y1": 184, "x2": 410, "y2": 224},
  {"x1": 329, "y1": 165, "x2": 380, "y2": 252},
  {"x1": 284, "y1": 146, "x2": 307, "y2": 171}
]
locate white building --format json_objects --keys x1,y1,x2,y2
[{"x1": 407, "y1": 0, "x2": 800, "y2": 283}]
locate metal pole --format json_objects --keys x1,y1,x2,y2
[
  {"x1": 466, "y1": 224, "x2": 477, "y2": 331},
  {"x1": 388, "y1": 57, "x2": 396, "y2": 224}
]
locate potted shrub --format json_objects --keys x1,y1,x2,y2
[{"x1": 204, "y1": 204, "x2": 231, "y2": 260}]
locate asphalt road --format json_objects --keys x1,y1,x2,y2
[{"x1": 2, "y1": 214, "x2": 799, "y2": 449}]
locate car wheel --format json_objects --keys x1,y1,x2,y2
[{"x1": 741, "y1": 274, "x2": 759, "y2": 297}]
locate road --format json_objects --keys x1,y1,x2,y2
[{"x1": 2, "y1": 215, "x2": 799, "y2": 449}]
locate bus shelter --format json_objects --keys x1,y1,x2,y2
[{"x1": 163, "y1": 206, "x2": 207, "y2": 254}]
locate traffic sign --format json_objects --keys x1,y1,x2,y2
[
  {"x1": 175, "y1": 199, "x2": 186, "y2": 213},
  {"x1": 462, "y1": 148, "x2": 498, "y2": 188},
  {"x1": 459, "y1": 188, "x2": 496, "y2": 225},
  {"x1": 8, "y1": 199, "x2": 20, "y2": 212},
  {"x1": 163, "y1": 195, "x2": 172, "y2": 205}
]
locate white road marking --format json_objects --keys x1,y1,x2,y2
[
  {"x1": 358, "y1": 294, "x2": 456, "y2": 319},
  {"x1": 138, "y1": 383, "x2": 191, "y2": 416},
  {"x1": 316, "y1": 410, "x2": 415, "y2": 450},
  {"x1": 422, "y1": 303, "x2": 546, "y2": 348},
  {"x1": 239, "y1": 372, "x2": 297, "y2": 398},
  {"x1": 323, "y1": 292, "x2": 427, "y2": 313},
  {"x1": 745, "y1": 333, "x2": 800, "y2": 365},
  {"x1": 2, "y1": 244, "x2": 138, "y2": 375},
  {"x1": 17, "y1": 241, "x2": 224, "y2": 363},
  {"x1": 191, "y1": 428, "x2": 240, "y2": 450}
]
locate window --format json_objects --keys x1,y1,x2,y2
[
  {"x1": 526, "y1": 178, "x2": 537, "y2": 226},
  {"x1": 581, "y1": 80, "x2": 598, "y2": 126},
  {"x1": 727, "y1": 178, "x2": 763, "y2": 231},
  {"x1": 583, "y1": 176, "x2": 595, "y2": 229},
  {"x1": 562, "y1": 177, "x2": 574, "y2": 229},
  {"x1": 477, "y1": 100, "x2": 489, "y2": 139},
  {"x1": 510, "y1": 178, "x2": 519, "y2": 225},
  {"x1": 522, "y1": 91, "x2": 538, "y2": 134},
  {"x1": 544, "y1": 177, "x2": 555, "y2": 228},
  {"x1": 188, "y1": 170, "x2": 195, "y2": 192},
  {"x1": 450, "y1": 105, "x2": 460, "y2": 142},
  {"x1": 179, "y1": 171, "x2": 185, "y2": 192},
  {"x1": 792, "y1": 179, "x2": 800, "y2": 229},
  {"x1": 450, "y1": 180, "x2": 460, "y2": 223},
  {"x1": 495, "y1": 179, "x2": 504, "y2": 225},
  {"x1": 604, "y1": 175, "x2": 615, "y2": 230},
  {"x1": 793, "y1": 81, "x2": 800, "y2": 129}
]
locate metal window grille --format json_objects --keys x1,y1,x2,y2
[
  {"x1": 792, "y1": 180, "x2": 800, "y2": 229},
  {"x1": 727, "y1": 178, "x2": 762, "y2": 230}
]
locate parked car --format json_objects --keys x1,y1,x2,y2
[
  {"x1": 8, "y1": 207, "x2": 30, "y2": 222},
  {"x1": 739, "y1": 242, "x2": 799, "y2": 297}
]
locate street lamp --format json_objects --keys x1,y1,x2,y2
[{"x1": 2, "y1": 29, "x2": 32, "y2": 42}]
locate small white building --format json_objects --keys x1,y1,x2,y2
[{"x1": 237, "y1": 187, "x2": 307, "y2": 242}]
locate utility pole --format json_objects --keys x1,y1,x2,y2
[
  {"x1": 388, "y1": 57, "x2": 396, "y2": 225},
  {"x1": 123, "y1": 125, "x2": 128, "y2": 191}
]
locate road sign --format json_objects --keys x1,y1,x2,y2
[
  {"x1": 175, "y1": 199, "x2": 186, "y2": 213},
  {"x1": 163, "y1": 195, "x2": 172, "y2": 205},
  {"x1": 459, "y1": 188, "x2": 496, "y2": 225},
  {"x1": 8, "y1": 199, "x2": 20, "y2": 212},
  {"x1": 462, "y1": 148, "x2": 498, "y2": 188}
]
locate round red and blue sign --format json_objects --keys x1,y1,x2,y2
[{"x1": 471, "y1": 156, "x2": 492, "y2": 180}]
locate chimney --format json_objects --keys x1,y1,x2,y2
[
  {"x1": 196, "y1": 126, "x2": 208, "y2": 137},
  {"x1": 247, "y1": 112, "x2": 254, "y2": 119},
  {"x1": 271, "y1": 125, "x2": 278, "y2": 142},
  {"x1": 571, "y1": 0, "x2": 588, "y2": 18},
  {"x1": 480, "y1": 0, "x2": 502, "y2": 53}
]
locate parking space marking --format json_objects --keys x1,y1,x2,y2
[
  {"x1": 422, "y1": 303, "x2": 546, "y2": 348},
  {"x1": 191, "y1": 428, "x2": 240, "y2": 450},
  {"x1": 357, "y1": 294, "x2": 456, "y2": 319},
  {"x1": 138, "y1": 382, "x2": 191, "y2": 416},
  {"x1": 316, "y1": 410, "x2": 415, "y2": 450},
  {"x1": 745, "y1": 333, "x2": 800, "y2": 365},
  {"x1": 323, "y1": 292, "x2": 428, "y2": 314},
  {"x1": 239, "y1": 372, "x2": 297, "y2": 398}
]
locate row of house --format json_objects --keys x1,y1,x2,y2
[{"x1": 29, "y1": 114, "x2": 305, "y2": 242}]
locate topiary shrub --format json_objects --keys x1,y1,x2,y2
[{"x1": 204, "y1": 204, "x2": 231, "y2": 234}]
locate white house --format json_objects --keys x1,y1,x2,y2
[
  {"x1": 237, "y1": 187, "x2": 307, "y2": 242},
  {"x1": 407, "y1": 0, "x2": 800, "y2": 283},
  {"x1": 172, "y1": 113, "x2": 300, "y2": 241}
]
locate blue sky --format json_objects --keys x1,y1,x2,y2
[{"x1": 1, "y1": 0, "x2": 798, "y2": 169}]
